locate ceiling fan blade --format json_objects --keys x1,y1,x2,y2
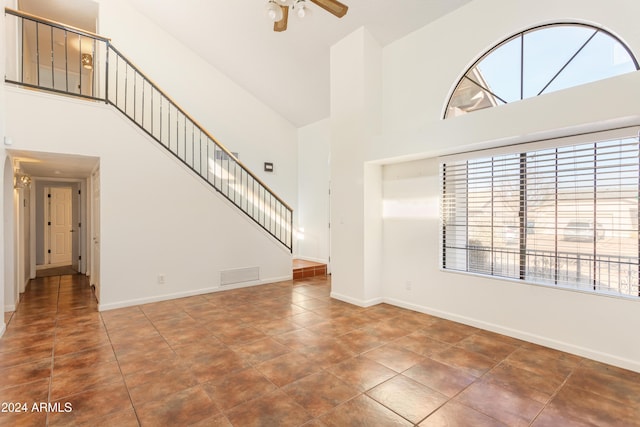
[
  {"x1": 274, "y1": 5, "x2": 289, "y2": 32},
  {"x1": 309, "y1": 0, "x2": 348, "y2": 18}
]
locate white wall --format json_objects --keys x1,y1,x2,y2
[
  {"x1": 329, "y1": 0, "x2": 640, "y2": 371},
  {"x1": 6, "y1": 87, "x2": 292, "y2": 310},
  {"x1": 379, "y1": 0, "x2": 640, "y2": 159},
  {"x1": 1, "y1": 157, "x2": 9, "y2": 329},
  {"x1": 296, "y1": 119, "x2": 330, "y2": 264},
  {"x1": 0, "y1": 0, "x2": 13, "y2": 333},
  {"x1": 329, "y1": 27, "x2": 383, "y2": 305},
  {"x1": 96, "y1": 0, "x2": 298, "y2": 212}
]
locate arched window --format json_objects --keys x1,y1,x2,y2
[{"x1": 445, "y1": 23, "x2": 639, "y2": 118}]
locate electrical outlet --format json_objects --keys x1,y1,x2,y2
[
  {"x1": 405, "y1": 280, "x2": 412, "y2": 290},
  {"x1": 158, "y1": 274, "x2": 165, "y2": 285}
]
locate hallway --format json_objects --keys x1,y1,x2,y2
[{"x1": 1, "y1": 275, "x2": 639, "y2": 426}]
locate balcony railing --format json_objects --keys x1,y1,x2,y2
[
  {"x1": 465, "y1": 245, "x2": 639, "y2": 297},
  {"x1": 4, "y1": 8, "x2": 293, "y2": 252}
]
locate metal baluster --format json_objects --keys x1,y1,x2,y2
[
  {"x1": 64, "y1": 31, "x2": 68, "y2": 92},
  {"x1": 227, "y1": 156, "x2": 231, "y2": 199},
  {"x1": 124, "y1": 62, "x2": 129, "y2": 114},
  {"x1": 50, "y1": 26, "x2": 54, "y2": 89},
  {"x1": 191, "y1": 123, "x2": 195, "y2": 169},
  {"x1": 133, "y1": 71, "x2": 137, "y2": 123},
  {"x1": 175, "y1": 106, "x2": 179, "y2": 155},
  {"x1": 36, "y1": 23, "x2": 40, "y2": 86},
  {"x1": 252, "y1": 178, "x2": 256, "y2": 219},
  {"x1": 21, "y1": 17, "x2": 24, "y2": 83},
  {"x1": 141, "y1": 78, "x2": 145, "y2": 129},
  {"x1": 233, "y1": 160, "x2": 237, "y2": 205},
  {"x1": 271, "y1": 194, "x2": 275, "y2": 236},
  {"x1": 78, "y1": 36, "x2": 82, "y2": 94},
  {"x1": 290, "y1": 209, "x2": 293, "y2": 250},
  {"x1": 279, "y1": 204, "x2": 283, "y2": 242},
  {"x1": 206, "y1": 137, "x2": 210, "y2": 182},
  {"x1": 182, "y1": 115, "x2": 186, "y2": 160},
  {"x1": 159, "y1": 93, "x2": 163, "y2": 144},
  {"x1": 198, "y1": 131, "x2": 202, "y2": 176},
  {"x1": 91, "y1": 39, "x2": 96, "y2": 97},
  {"x1": 104, "y1": 44, "x2": 109, "y2": 102},
  {"x1": 150, "y1": 86, "x2": 154, "y2": 137}
]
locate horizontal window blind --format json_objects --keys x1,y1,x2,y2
[{"x1": 441, "y1": 129, "x2": 640, "y2": 298}]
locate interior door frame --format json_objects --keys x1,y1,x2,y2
[
  {"x1": 90, "y1": 166, "x2": 100, "y2": 302},
  {"x1": 31, "y1": 178, "x2": 87, "y2": 276}
]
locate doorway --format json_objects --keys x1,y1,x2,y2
[
  {"x1": 45, "y1": 187, "x2": 73, "y2": 267},
  {"x1": 37, "y1": 182, "x2": 83, "y2": 277}
]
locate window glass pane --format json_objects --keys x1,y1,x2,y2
[
  {"x1": 441, "y1": 163, "x2": 469, "y2": 271},
  {"x1": 467, "y1": 159, "x2": 493, "y2": 274},
  {"x1": 474, "y1": 35, "x2": 522, "y2": 103},
  {"x1": 525, "y1": 149, "x2": 557, "y2": 284},
  {"x1": 441, "y1": 133, "x2": 640, "y2": 298},
  {"x1": 593, "y1": 138, "x2": 639, "y2": 295},
  {"x1": 555, "y1": 144, "x2": 596, "y2": 290},
  {"x1": 523, "y1": 25, "x2": 595, "y2": 98},
  {"x1": 491, "y1": 154, "x2": 521, "y2": 279},
  {"x1": 445, "y1": 76, "x2": 505, "y2": 118},
  {"x1": 542, "y1": 31, "x2": 637, "y2": 95},
  {"x1": 445, "y1": 23, "x2": 638, "y2": 119}
]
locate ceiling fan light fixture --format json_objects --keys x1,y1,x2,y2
[
  {"x1": 267, "y1": 0, "x2": 347, "y2": 31},
  {"x1": 265, "y1": 1, "x2": 283, "y2": 21},
  {"x1": 295, "y1": 0, "x2": 311, "y2": 18}
]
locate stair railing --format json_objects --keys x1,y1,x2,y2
[{"x1": 4, "y1": 8, "x2": 293, "y2": 252}]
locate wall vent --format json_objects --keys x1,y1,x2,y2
[{"x1": 220, "y1": 266, "x2": 260, "y2": 286}]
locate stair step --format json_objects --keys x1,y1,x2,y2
[{"x1": 293, "y1": 259, "x2": 327, "y2": 279}]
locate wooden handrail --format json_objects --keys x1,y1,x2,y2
[
  {"x1": 107, "y1": 45, "x2": 293, "y2": 212},
  {"x1": 5, "y1": 8, "x2": 110, "y2": 42}
]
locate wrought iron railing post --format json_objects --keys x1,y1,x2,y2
[{"x1": 105, "y1": 42, "x2": 110, "y2": 103}]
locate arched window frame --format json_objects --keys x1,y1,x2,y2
[{"x1": 444, "y1": 22, "x2": 640, "y2": 119}]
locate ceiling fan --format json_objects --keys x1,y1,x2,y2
[{"x1": 265, "y1": 0, "x2": 348, "y2": 32}]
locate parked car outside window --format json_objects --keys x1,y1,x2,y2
[{"x1": 562, "y1": 221, "x2": 604, "y2": 242}]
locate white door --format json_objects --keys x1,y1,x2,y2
[
  {"x1": 49, "y1": 187, "x2": 73, "y2": 265},
  {"x1": 91, "y1": 169, "x2": 101, "y2": 302}
]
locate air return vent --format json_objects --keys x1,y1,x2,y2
[{"x1": 220, "y1": 267, "x2": 260, "y2": 286}]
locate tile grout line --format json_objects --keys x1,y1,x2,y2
[
  {"x1": 101, "y1": 310, "x2": 143, "y2": 427},
  {"x1": 527, "y1": 358, "x2": 582, "y2": 426},
  {"x1": 410, "y1": 335, "x2": 527, "y2": 426},
  {"x1": 45, "y1": 275, "x2": 61, "y2": 427}
]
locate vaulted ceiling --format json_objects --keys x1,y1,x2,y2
[
  {"x1": 18, "y1": 0, "x2": 472, "y2": 127},
  {"x1": 124, "y1": 0, "x2": 473, "y2": 127}
]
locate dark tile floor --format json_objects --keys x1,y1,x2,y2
[{"x1": 1, "y1": 274, "x2": 639, "y2": 426}]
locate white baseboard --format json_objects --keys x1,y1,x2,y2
[
  {"x1": 384, "y1": 296, "x2": 640, "y2": 374},
  {"x1": 4, "y1": 304, "x2": 16, "y2": 312},
  {"x1": 0, "y1": 322, "x2": 5, "y2": 338},
  {"x1": 98, "y1": 275, "x2": 293, "y2": 312},
  {"x1": 330, "y1": 292, "x2": 383, "y2": 308}
]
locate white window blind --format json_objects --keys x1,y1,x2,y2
[{"x1": 440, "y1": 128, "x2": 640, "y2": 298}]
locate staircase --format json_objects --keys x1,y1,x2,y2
[{"x1": 4, "y1": 8, "x2": 293, "y2": 252}]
